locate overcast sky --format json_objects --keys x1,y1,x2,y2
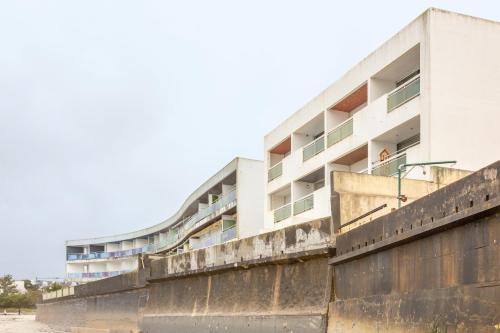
[{"x1": 1, "y1": 0, "x2": 499, "y2": 279}]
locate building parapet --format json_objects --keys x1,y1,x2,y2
[{"x1": 332, "y1": 160, "x2": 499, "y2": 260}]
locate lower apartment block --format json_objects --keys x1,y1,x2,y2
[{"x1": 65, "y1": 157, "x2": 263, "y2": 282}]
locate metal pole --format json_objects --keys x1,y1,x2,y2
[{"x1": 397, "y1": 160, "x2": 456, "y2": 208}]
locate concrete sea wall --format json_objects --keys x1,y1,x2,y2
[
  {"x1": 142, "y1": 257, "x2": 332, "y2": 333},
  {"x1": 329, "y1": 161, "x2": 500, "y2": 332},
  {"x1": 37, "y1": 218, "x2": 334, "y2": 332},
  {"x1": 37, "y1": 162, "x2": 500, "y2": 333}
]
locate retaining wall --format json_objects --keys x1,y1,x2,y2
[
  {"x1": 37, "y1": 162, "x2": 499, "y2": 333},
  {"x1": 142, "y1": 257, "x2": 333, "y2": 333},
  {"x1": 37, "y1": 219, "x2": 334, "y2": 332},
  {"x1": 328, "y1": 161, "x2": 500, "y2": 332}
]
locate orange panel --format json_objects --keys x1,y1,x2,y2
[
  {"x1": 270, "y1": 137, "x2": 291, "y2": 155},
  {"x1": 333, "y1": 145, "x2": 368, "y2": 165},
  {"x1": 330, "y1": 84, "x2": 367, "y2": 113}
]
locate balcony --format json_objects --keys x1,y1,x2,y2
[
  {"x1": 293, "y1": 194, "x2": 314, "y2": 215},
  {"x1": 372, "y1": 153, "x2": 407, "y2": 177},
  {"x1": 221, "y1": 225, "x2": 237, "y2": 242},
  {"x1": 181, "y1": 188, "x2": 237, "y2": 232},
  {"x1": 66, "y1": 245, "x2": 153, "y2": 261},
  {"x1": 157, "y1": 188, "x2": 238, "y2": 250},
  {"x1": 327, "y1": 118, "x2": 353, "y2": 148},
  {"x1": 387, "y1": 76, "x2": 420, "y2": 112},
  {"x1": 66, "y1": 270, "x2": 130, "y2": 280},
  {"x1": 303, "y1": 136, "x2": 325, "y2": 161},
  {"x1": 268, "y1": 161, "x2": 283, "y2": 182},
  {"x1": 190, "y1": 221, "x2": 237, "y2": 250},
  {"x1": 67, "y1": 189, "x2": 238, "y2": 261},
  {"x1": 274, "y1": 203, "x2": 291, "y2": 223}
]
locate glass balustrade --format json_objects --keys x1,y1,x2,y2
[
  {"x1": 67, "y1": 270, "x2": 130, "y2": 280},
  {"x1": 303, "y1": 136, "x2": 325, "y2": 161},
  {"x1": 66, "y1": 246, "x2": 151, "y2": 261},
  {"x1": 327, "y1": 118, "x2": 353, "y2": 148},
  {"x1": 387, "y1": 77, "x2": 420, "y2": 112},
  {"x1": 221, "y1": 225, "x2": 237, "y2": 243},
  {"x1": 268, "y1": 161, "x2": 283, "y2": 182},
  {"x1": 293, "y1": 194, "x2": 314, "y2": 215},
  {"x1": 274, "y1": 204, "x2": 291, "y2": 223},
  {"x1": 372, "y1": 154, "x2": 407, "y2": 177}
]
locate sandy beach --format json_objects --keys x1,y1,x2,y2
[{"x1": 0, "y1": 315, "x2": 63, "y2": 333}]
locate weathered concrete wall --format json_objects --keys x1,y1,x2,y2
[
  {"x1": 329, "y1": 162, "x2": 500, "y2": 332},
  {"x1": 143, "y1": 218, "x2": 334, "y2": 333},
  {"x1": 38, "y1": 219, "x2": 334, "y2": 333},
  {"x1": 37, "y1": 297, "x2": 87, "y2": 331},
  {"x1": 151, "y1": 218, "x2": 333, "y2": 278},
  {"x1": 74, "y1": 269, "x2": 148, "y2": 298},
  {"x1": 37, "y1": 163, "x2": 498, "y2": 333},
  {"x1": 37, "y1": 288, "x2": 148, "y2": 332},
  {"x1": 331, "y1": 166, "x2": 471, "y2": 233},
  {"x1": 143, "y1": 257, "x2": 333, "y2": 333}
]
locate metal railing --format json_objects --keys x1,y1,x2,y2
[
  {"x1": 293, "y1": 194, "x2": 314, "y2": 215},
  {"x1": 303, "y1": 136, "x2": 325, "y2": 161},
  {"x1": 387, "y1": 76, "x2": 420, "y2": 112},
  {"x1": 372, "y1": 153, "x2": 407, "y2": 177},
  {"x1": 339, "y1": 204, "x2": 388, "y2": 231},
  {"x1": 327, "y1": 118, "x2": 353, "y2": 148},
  {"x1": 371, "y1": 141, "x2": 419, "y2": 168},
  {"x1": 268, "y1": 161, "x2": 283, "y2": 182},
  {"x1": 273, "y1": 203, "x2": 291, "y2": 223}
]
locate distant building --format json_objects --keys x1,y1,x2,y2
[
  {"x1": 14, "y1": 280, "x2": 27, "y2": 294},
  {"x1": 264, "y1": 8, "x2": 500, "y2": 230},
  {"x1": 65, "y1": 157, "x2": 264, "y2": 282}
]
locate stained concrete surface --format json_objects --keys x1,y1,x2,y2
[
  {"x1": 37, "y1": 163, "x2": 500, "y2": 333},
  {"x1": 0, "y1": 315, "x2": 64, "y2": 333}
]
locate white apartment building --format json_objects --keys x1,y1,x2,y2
[
  {"x1": 66, "y1": 157, "x2": 263, "y2": 282},
  {"x1": 264, "y1": 8, "x2": 500, "y2": 231}
]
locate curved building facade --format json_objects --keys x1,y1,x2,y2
[{"x1": 65, "y1": 157, "x2": 263, "y2": 282}]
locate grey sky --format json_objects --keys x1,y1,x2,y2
[{"x1": 1, "y1": 0, "x2": 499, "y2": 279}]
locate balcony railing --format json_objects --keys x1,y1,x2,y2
[
  {"x1": 66, "y1": 270, "x2": 130, "y2": 280},
  {"x1": 327, "y1": 118, "x2": 353, "y2": 148},
  {"x1": 274, "y1": 203, "x2": 291, "y2": 223},
  {"x1": 67, "y1": 189, "x2": 238, "y2": 261},
  {"x1": 371, "y1": 153, "x2": 407, "y2": 177},
  {"x1": 303, "y1": 136, "x2": 325, "y2": 161},
  {"x1": 156, "y1": 189, "x2": 238, "y2": 250},
  {"x1": 268, "y1": 161, "x2": 283, "y2": 182},
  {"x1": 387, "y1": 76, "x2": 420, "y2": 112},
  {"x1": 66, "y1": 245, "x2": 153, "y2": 261},
  {"x1": 293, "y1": 194, "x2": 314, "y2": 215},
  {"x1": 191, "y1": 224, "x2": 237, "y2": 250},
  {"x1": 181, "y1": 189, "x2": 237, "y2": 232},
  {"x1": 221, "y1": 225, "x2": 237, "y2": 243}
]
